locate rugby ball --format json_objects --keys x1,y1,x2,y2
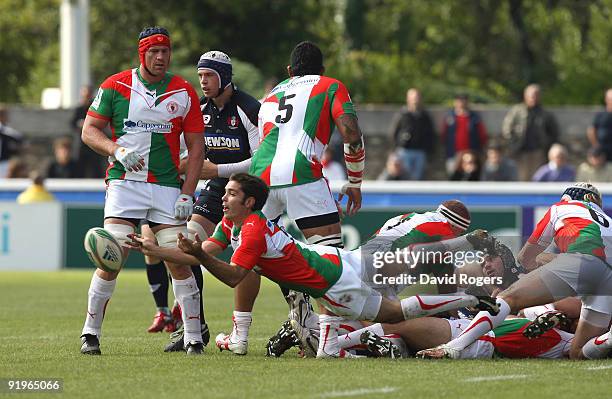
[{"x1": 84, "y1": 227, "x2": 125, "y2": 272}]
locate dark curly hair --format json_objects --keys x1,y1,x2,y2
[
  {"x1": 229, "y1": 173, "x2": 269, "y2": 211},
  {"x1": 290, "y1": 41, "x2": 323, "y2": 76}
]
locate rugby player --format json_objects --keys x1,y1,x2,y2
[
  {"x1": 128, "y1": 173, "x2": 499, "y2": 358},
  {"x1": 162, "y1": 51, "x2": 262, "y2": 353},
  {"x1": 252, "y1": 41, "x2": 366, "y2": 355},
  {"x1": 418, "y1": 182, "x2": 612, "y2": 360},
  {"x1": 79, "y1": 26, "x2": 205, "y2": 355}
]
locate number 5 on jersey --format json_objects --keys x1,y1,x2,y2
[{"x1": 275, "y1": 94, "x2": 296, "y2": 124}]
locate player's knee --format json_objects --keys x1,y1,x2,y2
[
  {"x1": 104, "y1": 223, "x2": 135, "y2": 247},
  {"x1": 187, "y1": 220, "x2": 209, "y2": 241},
  {"x1": 306, "y1": 233, "x2": 343, "y2": 248},
  {"x1": 155, "y1": 226, "x2": 187, "y2": 248}
]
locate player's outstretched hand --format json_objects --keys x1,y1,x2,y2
[
  {"x1": 114, "y1": 146, "x2": 145, "y2": 172},
  {"x1": 126, "y1": 233, "x2": 157, "y2": 256},
  {"x1": 177, "y1": 233, "x2": 203, "y2": 257},
  {"x1": 338, "y1": 184, "x2": 362, "y2": 217}
]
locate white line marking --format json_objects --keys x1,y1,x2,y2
[
  {"x1": 465, "y1": 374, "x2": 528, "y2": 382},
  {"x1": 584, "y1": 365, "x2": 612, "y2": 370},
  {"x1": 320, "y1": 387, "x2": 398, "y2": 398}
]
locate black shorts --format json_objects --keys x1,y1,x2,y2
[{"x1": 193, "y1": 183, "x2": 225, "y2": 225}]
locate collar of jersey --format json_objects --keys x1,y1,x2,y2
[
  {"x1": 136, "y1": 68, "x2": 169, "y2": 91},
  {"x1": 115, "y1": 69, "x2": 186, "y2": 109}
]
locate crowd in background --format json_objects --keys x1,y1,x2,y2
[
  {"x1": 1, "y1": 84, "x2": 612, "y2": 184},
  {"x1": 375, "y1": 85, "x2": 612, "y2": 183}
]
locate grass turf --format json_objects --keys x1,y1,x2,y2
[{"x1": 0, "y1": 270, "x2": 610, "y2": 399}]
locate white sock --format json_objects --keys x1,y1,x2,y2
[
  {"x1": 230, "y1": 311, "x2": 252, "y2": 342},
  {"x1": 400, "y1": 295, "x2": 478, "y2": 319},
  {"x1": 339, "y1": 323, "x2": 385, "y2": 350},
  {"x1": 582, "y1": 332, "x2": 612, "y2": 359},
  {"x1": 172, "y1": 275, "x2": 201, "y2": 345},
  {"x1": 448, "y1": 298, "x2": 511, "y2": 350},
  {"x1": 81, "y1": 273, "x2": 116, "y2": 337},
  {"x1": 338, "y1": 319, "x2": 363, "y2": 335},
  {"x1": 317, "y1": 315, "x2": 344, "y2": 357}
]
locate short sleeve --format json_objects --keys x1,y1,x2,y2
[
  {"x1": 330, "y1": 80, "x2": 356, "y2": 120},
  {"x1": 528, "y1": 207, "x2": 555, "y2": 247},
  {"x1": 87, "y1": 79, "x2": 115, "y2": 121},
  {"x1": 207, "y1": 219, "x2": 231, "y2": 249},
  {"x1": 182, "y1": 84, "x2": 205, "y2": 134},
  {"x1": 231, "y1": 222, "x2": 266, "y2": 270}
]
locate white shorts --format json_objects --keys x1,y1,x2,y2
[
  {"x1": 446, "y1": 318, "x2": 495, "y2": 359},
  {"x1": 263, "y1": 179, "x2": 338, "y2": 221},
  {"x1": 319, "y1": 248, "x2": 382, "y2": 321},
  {"x1": 104, "y1": 180, "x2": 182, "y2": 225}
]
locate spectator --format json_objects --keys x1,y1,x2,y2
[
  {"x1": 576, "y1": 146, "x2": 612, "y2": 182},
  {"x1": 16, "y1": 171, "x2": 55, "y2": 204},
  {"x1": 321, "y1": 147, "x2": 345, "y2": 182},
  {"x1": 531, "y1": 143, "x2": 575, "y2": 182},
  {"x1": 70, "y1": 85, "x2": 105, "y2": 178},
  {"x1": 450, "y1": 150, "x2": 481, "y2": 181},
  {"x1": 502, "y1": 84, "x2": 560, "y2": 181},
  {"x1": 5, "y1": 157, "x2": 28, "y2": 178},
  {"x1": 46, "y1": 137, "x2": 82, "y2": 178},
  {"x1": 0, "y1": 105, "x2": 24, "y2": 178},
  {"x1": 388, "y1": 88, "x2": 435, "y2": 180},
  {"x1": 480, "y1": 142, "x2": 518, "y2": 181},
  {"x1": 378, "y1": 152, "x2": 410, "y2": 180},
  {"x1": 442, "y1": 93, "x2": 488, "y2": 174},
  {"x1": 587, "y1": 88, "x2": 612, "y2": 162}
]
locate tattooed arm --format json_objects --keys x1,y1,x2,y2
[{"x1": 335, "y1": 113, "x2": 364, "y2": 216}]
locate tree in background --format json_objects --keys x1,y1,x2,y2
[{"x1": 2, "y1": 0, "x2": 611, "y2": 105}]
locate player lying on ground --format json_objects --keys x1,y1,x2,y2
[
  {"x1": 335, "y1": 255, "x2": 580, "y2": 359},
  {"x1": 268, "y1": 201, "x2": 502, "y2": 357},
  {"x1": 352, "y1": 313, "x2": 575, "y2": 360},
  {"x1": 417, "y1": 182, "x2": 612, "y2": 360},
  {"x1": 128, "y1": 173, "x2": 499, "y2": 357},
  {"x1": 288, "y1": 241, "x2": 525, "y2": 357}
]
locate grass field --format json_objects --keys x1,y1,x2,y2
[{"x1": 1, "y1": 270, "x2": 611, "y2": 399}]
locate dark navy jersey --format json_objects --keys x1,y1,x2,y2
[{"x1": 200, "y1": 87, "x2": 260, "y2": 191}]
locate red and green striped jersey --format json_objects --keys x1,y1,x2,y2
[
  {"x1": 371, "y1": 212, "x2": 457, "y2": 250},
  {"x1": 250, "y1": 75, "x2": 356, "y2": 187},
  {"x1": 88, "y1": 68, "x2": 204, "y2": 187},
  {"x1": 479, "y1": 318, "x2": 571, "y2": 359},
  {"x1": 207, "y1": 211, "x2": 343, "y2": 297},
  {"x1": 528, "y1": 200, "x2": 612, "y2": 262}
]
